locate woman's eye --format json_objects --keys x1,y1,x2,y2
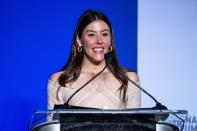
[
  {"x1": 102, "y1": 33, "x2": 109, "y2": 37},
  {"x1": 88, "y1": 33, "x2": 95, "y2": 37}
]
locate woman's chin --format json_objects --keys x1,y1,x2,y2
[
  {"x1": 85, "y1": 53, "x2": 105, "y2": 65},
  {"x1": 91, "y1": 57, "x2": 105, "y2": 65}
]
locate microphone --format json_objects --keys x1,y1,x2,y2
[
  {"x1": 54, "y1": 64, "x2": 107, "y2": 110},
  {"x1": 104, "y1": 53, "x2": 167, "y2": 110},
  {"x1": 61, "y1": 63, "x2": 107, "y2": 107}
]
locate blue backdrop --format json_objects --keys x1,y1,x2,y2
[{"x1": 0, "y1": 0, "x2": 137, "y2": 130}]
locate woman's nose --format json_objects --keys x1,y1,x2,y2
[{"x1": 96, "y1": 35, "x2": 103, "y2": 44}]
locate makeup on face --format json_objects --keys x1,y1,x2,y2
[{"x1": 80, "y1": 20, "x2": 111, "y2": 63}]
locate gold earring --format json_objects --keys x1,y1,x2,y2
[
  {"x1": 108, "y1": 46, "x2": 113, "y2": 52},
  {"x1": 77, "y1": 46, "x2": 82, "y2": 52}
]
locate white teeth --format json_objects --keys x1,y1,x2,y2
[
  {"x1": 93, "y1": 47, "x2": 104, "y2": 53},
  {"x1": 93, "y1": 48, "x2": 103, "y2": 51}
]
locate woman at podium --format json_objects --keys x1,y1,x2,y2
[
  {"x1": 47, "y1": 9, "x2": 141, "y2": 112},
  {"x1": 31, "y1": 10, "x2": 185, "y2": 131}
]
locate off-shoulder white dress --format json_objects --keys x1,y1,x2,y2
[{"x1": 47, "y1": 72, "x2": 141, "y2": 110}]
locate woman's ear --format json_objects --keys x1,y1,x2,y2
[{"x1": 76, "y1": 35, "x2": 82, "y2": 47}]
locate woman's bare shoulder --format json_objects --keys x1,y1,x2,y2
[
  {"x1": 122, "y1": 68, "x2": 139, "y2": 82},
  {"x1": 49, "y1": 71, "x2": 64, "y2": 82},
  {"x1": 126, "y1": 71, "x2": 139, "y2": 82}
]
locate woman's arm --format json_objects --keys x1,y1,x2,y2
[
  {"x1": 47, "y1": 72, "x2": 64, "y2": 110},
  {"x1": 125, "y1": 72, "x2": 141, "y2": 108}
]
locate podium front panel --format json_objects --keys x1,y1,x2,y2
[{"x1": 30, "y1": 109, "x2": 187, "y2": 131}]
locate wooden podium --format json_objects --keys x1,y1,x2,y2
[{"x1": 30, "y1": 109, "x2": 187, "y2": 131}]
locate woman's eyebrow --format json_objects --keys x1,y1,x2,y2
[{"x1": 86, "y1": 29, "x2": 110, "y2": 33}]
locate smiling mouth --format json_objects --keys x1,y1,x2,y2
[{"x1": 92, "y1": 47, "x2": 104, "y2": 54}]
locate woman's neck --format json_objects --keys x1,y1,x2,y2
[{"x1": 81, "y1": 58, "x2": 107, "y2": 74}]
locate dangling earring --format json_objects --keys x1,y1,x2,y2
[
  {"x1": 77, "y1": 46, "x2": 82, "y2": 52},
  {"x1": 108, "y1": 46, "x2": 113, "y2": 52}
]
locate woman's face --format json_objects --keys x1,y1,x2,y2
[{"x1": 77, "y1": 20, "x2": 111, "y2": 64}]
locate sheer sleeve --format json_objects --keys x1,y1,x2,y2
[
  {"x1": 126, "y1": 76, "x2": 141, "y2": 109},
  {"x1": 47, "y1": 79, "x2": 64, "y2": 110}
]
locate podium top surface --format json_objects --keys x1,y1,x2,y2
[{"x1": 35, "y1": 108, "x2": 188, "y2": 115}]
